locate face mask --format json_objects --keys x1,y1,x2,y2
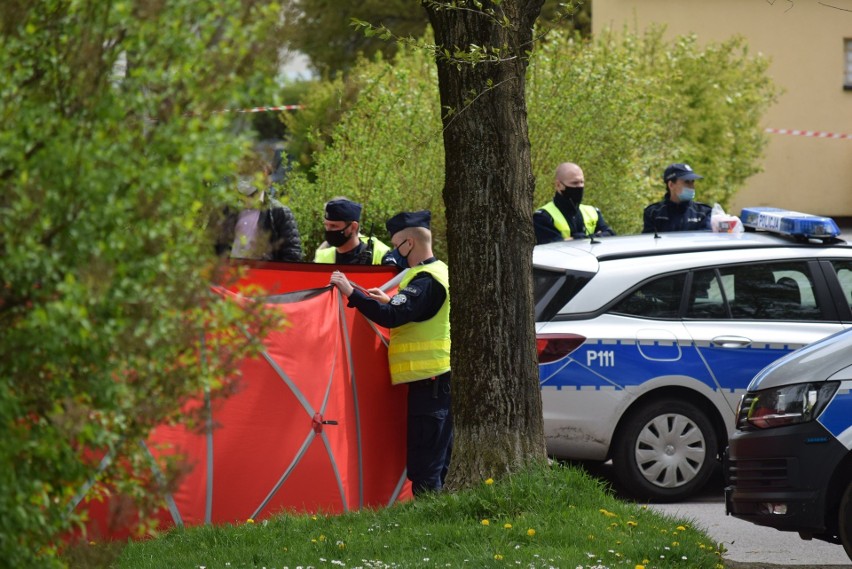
[
  {"x1": 564, "y1": 186, "x2": 584, "y2": 207},
  {"x1": 325, "y1": 223, "x2": 352, "y2": 248},
  {"x1": 677, "y1": 188, "x2": 696, "y2": 202},
  {"x1": 382, "y1": 247, "x2": 409, "y2": 269},
  {"x1": 394, "y1": 239, "x2": 412, "y2": 260}
]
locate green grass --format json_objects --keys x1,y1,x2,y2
[{"x1": 67, "y1": 463, "x2": 727, "y2": 569}]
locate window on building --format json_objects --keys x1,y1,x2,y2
[{"x1": 846, "y1": 39, "x2": 852, "y2": 90}]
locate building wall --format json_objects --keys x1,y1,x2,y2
[{"x1": 593, "y1": 0, "x2": 852, "y2": 218}]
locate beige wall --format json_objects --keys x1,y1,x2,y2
[{"x1": 593, "y1": 0, "x2": 852, "y2": 218}]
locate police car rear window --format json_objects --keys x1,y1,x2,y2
[{"x1": 534, "y1": 268, "x2": 592, "y2": 322}]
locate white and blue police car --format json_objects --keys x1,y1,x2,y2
[
  {"x1": 533, "y1": 208, "x2": 852, "y2": 501},
  {"x1": 725, "y1": 327, "x2": 852, "y2": 561}
]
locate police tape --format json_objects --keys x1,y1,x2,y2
[
  {"x1": 212, "y1": 106, "x2": 852, "y2": 140},
  {"x1": 765, "y1": 128, "x2": 852, "y2": 140},
  {"x1": 215, "y1": 105, "x2": 305, "y2": 113}
]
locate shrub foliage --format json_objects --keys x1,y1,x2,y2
[
  {"x1": 285, "y1": 26, "x2": 777, "y2": 254},
  {"x1": 0, "y1": 1, "x2": 282, "y2": 565}
]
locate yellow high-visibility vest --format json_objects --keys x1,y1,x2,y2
[
  {"x1": 314, "y1": 236, "x2": 390, "y2": 264},
  {"x1": 539, "y1": 201, "x2": 598, "y2": 238},
  {"x1": 388, "y1": 261, "x2": 451, "y2": 385}
]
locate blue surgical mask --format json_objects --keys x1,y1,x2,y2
[
  {"x1": 381, "y1": 247, "x2": 409, "y2": 269},
  {"x1": 678, "y1": 188, "x2": 695, "y2": 202}
]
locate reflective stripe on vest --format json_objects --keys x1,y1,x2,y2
[
  {"x1": 388, "y1": 261, "x2": 451, "y2": 385},
  {"x1": 314, "y1": 236, "x2": 391, "y2": 264},
  {"x1": 539, "y1": 201, "x2": 598, "y2": 238}
]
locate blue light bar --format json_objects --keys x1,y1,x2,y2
[{"x1": 740, "y1": 207, "x2": 841, "y2": 239}]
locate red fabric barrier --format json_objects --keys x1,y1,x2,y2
[
  {"x1": 76, "y1": 263, "x2": 410, "y2": 539},
  {"x1": 219, "y1": 260, "x2": 395, "y2": 295}
]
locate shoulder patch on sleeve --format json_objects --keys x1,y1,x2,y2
[
  {"x1": 390, "y1": 294, "x2": 408, "y2": 306},
  {"x1": 401, "y1": 284, "x2": 422, "y2": 297}
]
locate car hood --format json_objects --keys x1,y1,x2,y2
[{"x1": 748, "y1": 328, "x2": 852, "y2": 391}]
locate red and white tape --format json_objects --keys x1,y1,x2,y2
[
  {"x1": 216, "y1": 105, "x2": 305, "y2": 113},
  {"x1": 765, "y1": 128, "x2": 852, "y2": 140}
]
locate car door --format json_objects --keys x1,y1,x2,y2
[
  {"x1": 681, "y1": 259, "x2": 844, "y2": 418},
  {"x1": 537, "y1": 271, "x2": 696, "y2": 461}
]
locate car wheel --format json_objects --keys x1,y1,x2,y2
[
  {"x1": 613, "y1": 398, "x2": 718, "y2": 502},
  {"x1": 840, "y1": 480, "x2": 852, "y2": 562}
]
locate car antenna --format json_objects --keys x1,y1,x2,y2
[{"x1": 588, "y1": 230, "x2": 600, "y2": 245}]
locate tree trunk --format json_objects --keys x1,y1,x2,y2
[{"x1": 423, "y1": 0, "x2": 547, "y2": 489}]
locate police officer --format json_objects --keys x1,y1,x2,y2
[
  {"x1": 534, "y1": 162, "x2": 615, "y2": 244},
  {"x1": 642, "y1": 163, "x2": 712, "y2": 233},
  {"x1": 314, "y1": 198, "x2": 390, "y2": 264},
  {"x1": 329, "y1": 210, "x2": 452, "y2": 496}
]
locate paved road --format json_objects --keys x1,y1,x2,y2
[{"x1": 577, "y1": 462, "x2": 852, "y2": 567}]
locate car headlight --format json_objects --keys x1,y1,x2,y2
[{"x1": 736, "y1": 382, "x2": 839, "y2": 430}]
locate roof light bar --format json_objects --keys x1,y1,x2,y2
[{"x1": 740, "y1": 207, "x2": 841, "y2": 239}]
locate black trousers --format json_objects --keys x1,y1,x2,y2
[{"x1": 406, "y1": 371, "x2": 453, "y2": 496}]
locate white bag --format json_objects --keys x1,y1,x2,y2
[{"x1": 710, "y1": 203, "x2": 743, "y2": 233}]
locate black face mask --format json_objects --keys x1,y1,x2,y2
[
  {"x1": 563, "y1": 186, "x2": 584, "y2": 207},
  {"x1": 325, "y1": 223, "x2": 352, "y2": 248}
]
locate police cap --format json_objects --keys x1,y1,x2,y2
[
  {"x1": 386, "y1": 210, "x2": 431, "y2": 237},
  {"x1": 324, "y1": 198, "x2": 362, "y2": 222},
  {"x1": 663, "y1": 163, "x2": 703, "y2": 182}
]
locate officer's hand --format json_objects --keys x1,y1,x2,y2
[
  {"x1": 365, "y1": 288, "x2": 390, "y2": 304},
  {"x1": 329, "y1": 271, "x2": 354, "y2": 297}
]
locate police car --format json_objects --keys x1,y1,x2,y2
[
  {"x1": 725, "y1": 327, "x2": 852, "y2": 561},
  {"x1": 534, "y1": 208, "x2": 852, "y2": 501}
]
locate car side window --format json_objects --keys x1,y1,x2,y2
[
  {"x1": 829, "y1": 261, "x2": 852, "y2": 312},
  {"x1": 686, "y1": 269, "x2": 727, "y2": 318},
  {"x1": 611, "y1": 273, "x2": 686, "y2": 319},
  {"x1": 719, "y1": 262, "x2": 820, "y2": 320},
  {"x1": 533, "y1": 268, "x2": 593, "y2": 321}
]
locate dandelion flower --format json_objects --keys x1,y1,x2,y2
[
  {"x1": 527, "y1": 528, "x2": 536, "y2": 536},
  {"x1": 245, "y1": 518, "x2": 255, "y2": 524},
  {"x1": 627, "y1": 521, "x2": 638, "y2": 527},
  {"x1": 676, "y1": 525, "x2": 686, "y2": 531},
  {"x1": 504, "y1": 523, "x2": 513, "y2": 529},
  {"x1": 481, "y1": 519, "x2": 490, "y2": 526},
  {"x1": 337, "y1": 541, "x2": 345, "y2": 550},
  {"x1": 494, "y1": 554, "x2": 503, "y2": 560},
  {"x1": 635, "y1": 565, "x2": 645, "y2": 569},
  {"x1": 599, "y1": 509, "x2": 617, "y2": 518},
  {"x1": 319, "y1": 535, "x2": 327, "y2": 542},
  {"x1": 672, "y1": 541, "x2": 679, "y2": 546},
  {"x1": 485, "y1": 478, "x2": 494, "y2": 485}
]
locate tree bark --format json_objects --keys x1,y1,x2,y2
[{"x1": 423, "y1": 0, "x2": 547, "y2": 489}]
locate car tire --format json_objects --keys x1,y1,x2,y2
[
  {"x1": 840, "y1": 480, "x2": 852, "y2": 562},
  {"x1": 612, "y1": 398, "x2": 717, "y2": 502}
]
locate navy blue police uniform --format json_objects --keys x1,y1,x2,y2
[
  {"x1": 642, "y1": 163, "x2": 713, "y2": 233},
  {"x1": 642, "y1": 195, "x2": 713, "y2": 233},
  {"x1": 344, "y1": 211, "x2": 452, "y2": 495}
]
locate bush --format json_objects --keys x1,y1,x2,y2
[
  {"x1": 283, "y1": 26, "x2": 777, "y2": 250},
  {"x1": 0, "y1": 1, "x2": 283, "y2": 565}
]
